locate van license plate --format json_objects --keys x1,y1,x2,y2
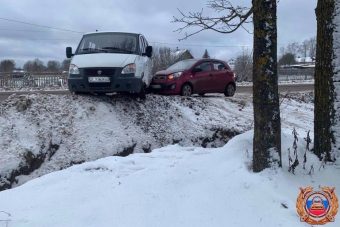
[{"x1": 88, "y1": 77, "x2": 110, "y2": 83}]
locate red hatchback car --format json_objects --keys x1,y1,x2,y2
[{"x1": 150, "y1": 59, "x2": 236, "y2": 96}]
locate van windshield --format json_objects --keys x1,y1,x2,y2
[{"x1": 76, "y1": 33, "x2": 138, "y2": 55}]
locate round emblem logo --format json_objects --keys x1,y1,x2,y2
[{"x1": 297, "y1": 186, "x2": 338, "y2": 225}]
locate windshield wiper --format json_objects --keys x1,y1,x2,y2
[
  {"x1": 102, "y1": 47, "x2": 133, "y2": 54},
  {"x1": 79, "y1": 48, "x2": 108, "y2": 53}
]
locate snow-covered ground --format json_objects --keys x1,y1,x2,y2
[
  {"x1": 1, "y1": 91, "x2": 338, "y2": 227},
  {"x1": 0, "y1": 128, "x2": 338, "y2": 227},
  {"x1": 0, "y1": 93, "x2": 313, "y2": 190}
]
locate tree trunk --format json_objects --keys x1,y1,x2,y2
[
  {"x1": 331, "y1": 1, "x2": 340, "y2": 160},
  {"x1": 314, "y1": 0, "x2": 335, "y2": 161},
  {"x1": 252, "y1": 0, "x2": 281, "y2": 172}
]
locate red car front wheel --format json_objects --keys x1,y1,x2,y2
[{"x1": 181, "y1": 84, "x2": 193, "y2": 96}]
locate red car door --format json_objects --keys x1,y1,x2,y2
[
  {"x1": 211, "y1": 61, "x2": 232, "y2": 93},
  {"x1": 190, "y1": 61, "x2": 214, "y2": 93}
]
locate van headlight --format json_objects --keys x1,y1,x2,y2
[
  {"x1": 69, "y1": 64, "x2": 80, "y2": 74},
  {"x1": 122, "y1": 63, "x2": 136, "y2": 74}
]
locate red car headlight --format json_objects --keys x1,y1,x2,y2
[{"x1": 167, "y1": 72, "x2": 183, "y2": 80}]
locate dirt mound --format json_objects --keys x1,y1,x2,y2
[{"x1": 0, "y1": 93, "x2": 250, "y2": 190}]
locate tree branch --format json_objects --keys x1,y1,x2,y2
[{"x1": 172, "y1": 0, "x2": 253, "y2": 41}]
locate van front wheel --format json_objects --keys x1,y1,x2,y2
[{"x1": 138, "y1": 84, "x2": 146, "y2": 99}]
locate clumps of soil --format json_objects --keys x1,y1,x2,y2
[
  {"x1": 0, "y1": 143, "x2": 59, "y2": 191},
  {"x1": 15, "y1": 96, "x2": 32, "y2": 112},
  {"x1": 114, "y1": 143, "x2": 137, "y2": 157},
  {"x1": 197, "y1": 128, "x2": 241, "y2": 148}
]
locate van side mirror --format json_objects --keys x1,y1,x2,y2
[
  {"x1": 66, "y1": 47, "x2": 73, "y2": 58},
  {"x1": 145, "y1": 46, "x2": 153, "y2": 58}
]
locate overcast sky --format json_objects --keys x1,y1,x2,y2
[{"x1": 0, "y1": 0, "x2": 317, "y2": 67}]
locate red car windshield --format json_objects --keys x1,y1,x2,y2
[{"x1": 167, "y1": 59, "x2": 199, "y2": 72}]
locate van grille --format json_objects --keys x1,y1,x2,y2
[{"x1": 83, "y1": 68, "x2": 116, "y2": 76}]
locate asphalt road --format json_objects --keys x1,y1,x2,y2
[
  {"x1": 0, "y1": 84, "x2": 314, "y2": 102},
  {"x1": 237, "y1": 83, "x2": 314, "y2": 94}
]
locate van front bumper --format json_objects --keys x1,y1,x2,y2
[{"x1": 68, "y1": 69, "x2": 143, "y2": 93}]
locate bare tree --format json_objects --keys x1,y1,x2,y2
[
  {"x1": 299, "y1": 40, "x2": 310, "y2": 59},
  {"x1": 174, "y1": 0, "x2": 281, "y2": 172},
  {"x1": 280, "y1": 37, "x2": 316, "y2": 62},
  {"x1": 61, "y1": 59, "x2": 71, "y2": 72},
  {"x1": 47, "y1": 60, "x2": 61, "y2": 72},
  {"x1": 173, "y1": 0, "x2": 253, "y2": 40},
  {"x1": 0, "y1": 59, "x2": 15, "y2": 72},
  {"x1": 233, "y1": 50, "x2": 252, "y2": 81},
  {"x1": 314, "y1": 0, "x2": 336, "y2": 162},
  {"x1": 151, "y1": 47, "x2": 194, "y2": 74},
  {"x1": 308, "y1": 37, "x2": 316, "y2": 60},
  {"x1": 286, "y1": 42, "x2": 300, "y2": 56},
  {"x1": 151, "y1": 47, "x2": 177, "y2": 74},
  {"x1": 23, "y1": 58, "x2": 46, "y2": 73}
]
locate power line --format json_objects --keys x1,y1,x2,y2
[
  {"x1": 150, "y1": 41, "x2": 250, "y2": 48},
  {"x1": 27, "y1": 38, "x2": 79, "y2": 41},
  {"x1": 0, "y1": 21, "x2": 249, "y2": 47},
  {"x1": 0, "y1": 28, "x2": 80, "y2": 34},
  {"x1": 0, "y1": 17, "x2": 83, "y2": 34}
]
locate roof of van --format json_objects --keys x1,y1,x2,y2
[{"x1": 83, "y1": 31, "x2": 141, "y2": 36}]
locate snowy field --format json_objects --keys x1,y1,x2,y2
[
  {"x1": 0, "y1": 128, "x2": 339, "y2": 227},
  {"x1": 1, "y1": 91, "x2": 336, "y2": 227}
]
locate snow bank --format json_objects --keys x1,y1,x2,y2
[
  {"x1": 0, "y1": 128, "x2": 337, "y2": 227},
  {"x1": 0, "y1": 93, "x2": 313, "y2": 190}
]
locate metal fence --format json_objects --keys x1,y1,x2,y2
[
  {"x1": 278, "y1": 68, "x2": 314, "y2": 81},
  {"x1": 0, "y1": 68, "x2": 314, "y2": 90},
  {"x1": 0, "y1": 72, "x2": 67, "y2": 89}
]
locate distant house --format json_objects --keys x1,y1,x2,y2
[
  {"x1": 280, "y1": 56, "x2": 315, "y2": 69},
  {"x1": 296, "y1": 56, "x2": 315, "y2": 64},
  {"x1": 227, "y1": 59, "x2": 235, "y2": 70},
  {"x1": 171, "y1": 49, "x2": 194, "y2": 61}
]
